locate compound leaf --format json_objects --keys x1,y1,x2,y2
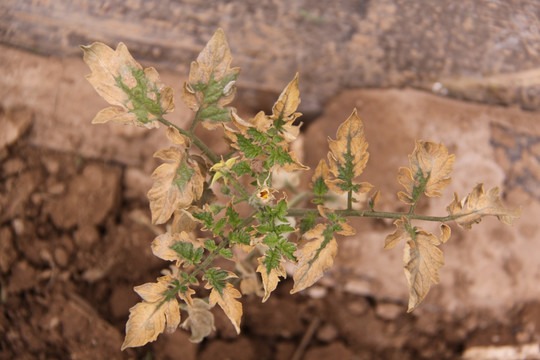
[
  {"x1": 291, "y1": 224, "x2": 338, "y2": 294},
  {"x1": 398, "y1": 141, "x2": 455, "y2": 204},
  {"x1": 148, "y1": 148, "x2": 204, "y2": 224},
  {"x1": 209, "y1": 283, "x2": 243, "y2": 334},
  {"x1": 447, "y1": 184, "x2": 521, "y2": 230},
  {"x1": 327, "y1": 109, "x2": 373, "y2": 195},
  {"x1": 182, "y1": 28, "x2": 240, "y2": 129},
  {"x1": 122, "y1": 278, "x2": 181, "y2": 350},
  {"x1": 81, "y1": 42, "x2": 173, "y2": 128}
]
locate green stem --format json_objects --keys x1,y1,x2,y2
[
  {"x1": 347, "y1": 190, "x2": 353, "y2": 210},
  {"x1": 157, "y1": 116, "x2": 219, "y2": 163},
  {"x1": 288, "y1": 191, "x2": 312, "y2": 208},
  {"x1": 287, "y1": 208, "x2": 465, "y2": 223}
]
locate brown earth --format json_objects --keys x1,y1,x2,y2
[{"x1": 2, "y1": 1, "x2": 540, "y2": 359}]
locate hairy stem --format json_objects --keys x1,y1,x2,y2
[
  {"x1": 287, "y1": 208, "x2": 466, "y2": 223},
  {"x1": 157, "y1": 116, "x2": 219, "y2": 163}
]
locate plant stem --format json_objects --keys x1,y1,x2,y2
[
  {"x1": 286, "y1": 208, "x2": 465, "y2": 223},
  {"x1": 157, "y1": 116, "x2": 219, "y2": 163}
]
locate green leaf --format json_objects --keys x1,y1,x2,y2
[
  {"x1": 115, "y1": 68, "x2": 163, "y2": 123},
  {"x1": 219, "y1": 248, "x2": 234, "y2": 259},
  {"x1": 313, "y1": 177, "x2": 328, "y2": 198},
  {"x1": 275, "y1": 224, "x2": 295, "y2": 234},
  {"x1": 263, "y1": 248, "x2": 281, "y2": 272},
  {"x1": 198, "y1": 103, "x2": 231, "y2": 124},
  {"x1": 231, "y1": 161, "x2": 252, "y2": 176},
  {"x1": 205, "y1": 268, "x2": 230, "y2": 295},
  {"x1": 236, "y1": 134, "x2": 263, "y2": 158},
  {"x1": 214, "y1": 218, "x2": 227, "y2": 235},
  {"x1": 228, "y1": 229, "x2": 251, "y2": 245},
  {"x1": 204, "y1": 239, "x2": 217, "y2": 251},
  {"x1": 274, "y1": 200, "x2": 288, "y2": 220},
  {"x1": 256, "y1": 223, "x2": 274, "y2": 234},
  {"x1": 193, "y1": 211, "x2": 214, "y2": 230},
  {"x1": 263, "y1": 233, "x2": 280, "y2": 247},
  {"x1": 267, "y1": 146, "x2": 293, "y2": 167},
  {"x1": 277, "y1": 239, "x2": 297, "y2": 261},
  {"x1": 299, "y1": 212, "x2": 317, "y2": 233},
  {"x1": 226, "y1": 206, "x2": 242, "y2": 228},
  {"x1": 171, "y1": 242, "x2": 203, "y2": 265},
  {"x1": 247, "y1": 127, "x2": 269, "y2": 144},
  {"x1": 209, "y1": 204, "x2": 225, "y2": 214},
  {"x1": 174, "y1": 160, "x2": 196, "y2": 190}
]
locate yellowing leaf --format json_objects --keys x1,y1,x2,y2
[
  {"x1": 209, "y1": 283, "x2": 243, "y2": 334},
  {"x1": 447, "y1": 184, "x2": 521, "y2": 230},
  {"x1": 121, "y1": 299, "x2": 181, "y2": 350},
  {"x1": 147, "y1": 148, "x2": 204, "y2": 224},
  {"x1": 182, "y1": 28, "x2": 240, "y2": 129},
  {"x1": 166, "y1": 126, "x2": 190, "y2": 148},
  {"x1": 398, "y1": 141, "x2": 455, "y2": 204},
  {"x1": 403, "y1": 229, "x2": 444, "y2": 312},
  {"x1": 384, "y1": 218, "x2": 409, "y2": 250},
  {"x1": 81, "y1": 42, "x2": 174, "y2": 128},
  {"x1": 327, "y1": 109, "x2": 373, "y2": 195},
  {"x1": 171, "y1": 209, "x2": 198, "y2": 233},
  {"x1": 270, "y1": 73, "x2": 302, "y2": 143},
  {"x1": 256, "y1": 257, "x2": 286, "y2": 302},
  {"x1": 134, "y1": 280, "x2": 169, "y2": 303},
  {"x1": 181, "y1": 298, "x2": 215, "y2": 343},
  {"x1": 151, "y1": 231, "x2": 201, "y2": 266},
  {"x1": 440, "y1": 224, "x2": 451, "y2": 243},
  {"x1": 291, "y1": 224, "x2": 338, "y2": 294}
]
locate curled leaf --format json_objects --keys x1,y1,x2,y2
[
  {"x1": 81, "y1": 42, "x2": 174, "y2": 128},
  {"x1": 148, "y1": 148, "x2": 204, "y2": 224},
  {"x1": 384, "y1": 217, "x2": 409, "y2": 250},
  {"x1": 181, "y1": 298, "x2": 215, "y2": 343},
  {"x1": 166, "y1": 126, "x2": 190, "y2": 148},
  {"x1": 447, "y1": 184, "x2": 521, "y2": 230},
  {"x1": 398, "y1": 141, "x2": 455, "y2": 204},
  {"x1": 403, "y1": 228, "x2": 444, "y2": 312},
  {"x1": 209, "y1": 283, "x2": 243, "y2": 334},
  {"x1": 256, "y1": 257, "x2": 286, "y2": 302},
  {"x1": 291, "y1": 224, "x2": 338, "y2": 294},
  {"x1": 327, "y1": 109, "x2": 373, "y2": 195}
]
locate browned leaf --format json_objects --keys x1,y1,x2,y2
[
  {"x1": 385, "y1": 219, "x2": 448, "y2": 311},
  {"x1": 256, "y1": 257, "x2": 286, "y2": 302},
  {"x1": 327, "y1": 109, "x2": 373, "y2": 195},
  {"x1": 403, "y1": 229, "x2": 444, "y2": 312},
  {"x1": 182, "y1": 28, "x2": 240, "y2": 129},
  {"x1": 151, "y1": 231, "x2": 201, "y2": 266},
  {"x1": 447, "y1": 184, "x2": 521, "y2": 230},
  {"x1": 147, "y1": 147, "x2": 204, "y2": 224},
  {"x1": 181, "y1": 298, "x2": 215, "y2": 343},
  {"x1": 81, "y1": 42, "x2": 173, "y2": 128},
  {"x1": 291, "y1": 224, "x2": 338, "y2": 294},
  {"x1": 398, "y1": 141, "x2": 455, "y2": 204},
  {"x1": 121, "y1": 277, "x2": 180, "y2": 350},
  {"x1": 209, "y1": 283, "x2": 243, "y2": 334},
  {"x1": 269, "y1": 73, "x2": 302, "y2": 143},
  {"x1": 384, "y1": 218, "x2": 409, "y2": 250}
]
